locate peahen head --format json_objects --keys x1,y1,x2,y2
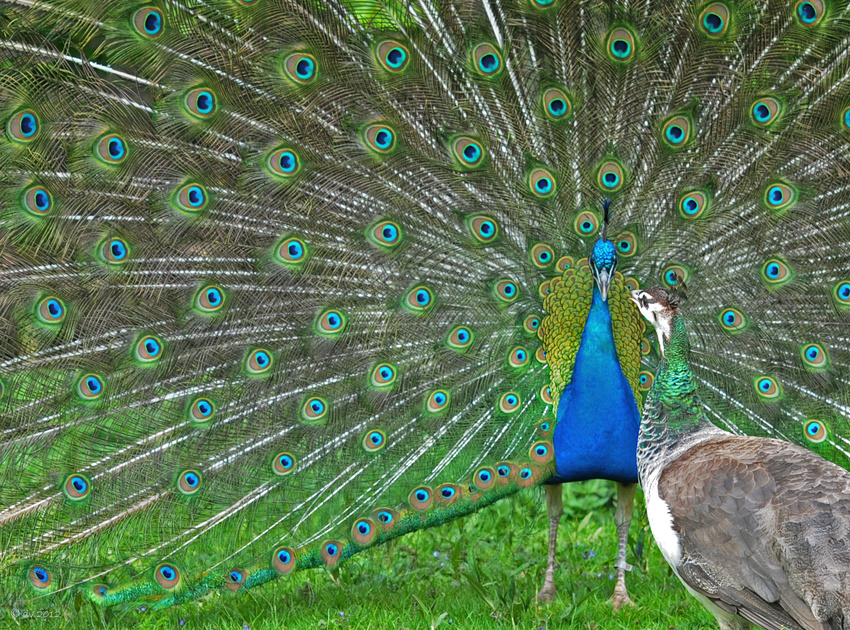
[
  {"x1": 590, "y1": 199, "x2": 617, "y2": 301},
  {"x1": 630, "y1": 287, "x2": 680, "y2": 355}
]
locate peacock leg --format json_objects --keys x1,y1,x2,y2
[
  {"x1": 537, "y1": 483, "x2": 563, "y2": 603},
  {"x1": 611, "y1": 481, "x2": 637, "y2": 611}
]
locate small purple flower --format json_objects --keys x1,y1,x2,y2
[
  {"x1": 137, "y1": 606, "x2": 147, "y2": 612},
  {"x1": 179, "y1": 622, "x2": 185, "y2": 627},
  {"x1": 582, "y1": 549, "x2": 596, "y2": 559},
  {"x1": 243, "y1": 625, "x2": 249, "y2": 630},
  {"x1": 433, "y1": 551, "x2": 440, "y2": 558},
  {"x1": 596, "y1": 572, "x2": 603, "y2": 579}
]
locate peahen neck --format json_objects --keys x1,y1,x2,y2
[{"x1": 637, "y1": 313, "x2": 726, "y2": 484}]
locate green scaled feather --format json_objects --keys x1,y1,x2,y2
[{"x1": 1, "y1": 0, "x2": 849, "y2": 615}]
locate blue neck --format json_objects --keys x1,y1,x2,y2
[{"x1": 550, "y1": 286, "x2": 640, "y2": 484}]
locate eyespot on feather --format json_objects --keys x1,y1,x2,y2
[
  {"x1": 283, "y1": 52, "x2": 317, "y2": 84},
  {"x1": 183, "y1": 88, "x2": 217, "y2": 118},
  {"x1": 467, "y1": 215, "x2": 499, "y2": 243},
  {"x1": 596, "y1": 160, "x2": 624, "y2": 192},
  {"x1": 750, "y1": 97, "x2": 782, "y2": 126},
  {"x1": 542, "y1": 87, "x2": 571, "y2": 120},
  {"x1": 405, "y1": 286, "x2": 434, "y2": 312},
  {"x1": 77, "y1": 374, "x2": 104, "y2": 401},
  {"x1": 371, "y1": 508, "x2": 399, "y2": 531},
  {"x1": 225, "y1": 569, "x2": 247, "y2": 592},
  {"x1": 133, "y1": 7, "x2": 164, "y2": 38},
  {"x1": 63, "y1": 474, "x2": 91, "y2": 501},
  {"x1": 189, "y1": 397, "x2": 215, "y2": 423},
  {"x1": 135, "y1": 335, "x2": 163, "y2": 363},
  {"x1": 315, "y1": 309, "x2": 346, "y2": 335},
  {"x1": 607, "y1": 27, "x2": 635, "y2": 62},
  {"x1": 754, "y1": 375, "x2": 782, "y2": 399},
  {"x1": 557, "y1": 256, "x2": 574, "y2": 273},
  {"x1": 426, "y1": 389, "x2": 450, "y2": 413},
  {"x1": 436, "y1": 483, "x2": 462, "y2": 505},
  {"x1": 36, "y1": 296, "x2": 65, "y2": 325},
  {"x1": 6, "y1": 109, "x2": 40, "y2": 143},
  {"x1": 529, "y1": 168, "x2": 556, "y2": 198},
  {"x1": 614, "y1": 231, "x2": 637, "y2": 257},
  {"x1": 801, "y1": 343, "x2": 829, "y2": 369},
  {"x1": 661, "y1": 115, "x2": 692, "y2": 148},
  {"x1": 99, "y1": 237, "x2": 130, "y2": 265},
  {"x1": 178, "y1": 470, "x2": 202, "y2": 495},
  {"x1": 494, "y1": 279, "x2": 519, "y2": 302},
  {"x1": 451, "y1": 136, "x2": 486, "y2": 168},
  {"x1": 272, "y1": 547, "x2": 296, "y2": 574},
  {"x1": 530, "y1": 243, "x2": 555, "y2": 268},
  {"x1": 794, "y1": 0, "x2": 825, "y2": 26},
  {"x1": 273, "y1": 452, "x2": 296, "y2": 475},
  {"x1": 540, "y1": 385, "x2": 553, "y2": 404},
  {"x1": 352, "y1": 518, "x2": 378, "y2": 545},
  {"x1": 718, "y1": 308, "x2": 747, "y2": 333},
  {"x1": 21, "y1": 185, "x2": 54, "y2": 217},
  {"x1": 367, "y1": 220, "x2": 403, "y2": 248},
  {"x1": 763, "y1": 182, "x2": 797, "y2": 212},
  {"x1": 275, "y1": 237, "x2": 308, "y2": 267},
  {"x1": 507, "y1": 346, "x2": 529, "y2": 369},
  {"x1": 574, "y1": 211, "x2": 599, "y2": 237},
  {"x1": 173, "y1": 183, "x2": 209, "y2": 213},
  {"x1": 761, "y1": 258, "x2": 793, "y2": 286},
  {"x1": 638, "y1": 371, "x2": 654, "y2": 391},
  {"x1": 93, "y1": 133, "x2": 128, "y2": 165},
  {"x1": 529, "y1": 442, "x2": 553, "y2": 464},
  {"x1": 194, "y1": 285, "x2": 225, "y2": 313},
  {"x1": 804, "y1": 420, "x2": 828, "y2": 443},
  {"x1": 245, "y1": 348, "x2": 273, "y2": 375},
  {"x1": 362, "y1": 430, "x2": 386, "y2": 452},
  {"x1": 678, "y1": 190, "x2": 709, "y2": 219},
  {"x1": 266, "y1": 148, "x2": 301, "y2": 179},
  {"x1": 376, "y1": 40, "x2": 409, "y2": 72},
  {"x1": 446, "y1": 325, "x2": 474, "y2": 350},
  {"x1": 523, "y1": 315, "x2": 541, "y2": 334},
  {"x1": 28, "y1": 566, "x2": 52, "y2": 589},
  {"x1": 499, "y1": 392, "x2": 520, "y2": 413},
  {"x1": 301, "y1": 396, "x2": 328, "y2": 422},
  {"x1": 155, "y1": 564, "x2": 180, "y2": 589},
  {"x1": 662, "y1": 264, "x2": 688, "y2": 288},
  {"x1": 833, "y1": 281, "x2": 850, "y2": 306},
  {"x1": 363, "y1": 124, "x2": 396, "y2": 153},
  {"x1": 370, "y1": 364, "x2": 397, "y2": 388},
  {"x1": 474, "y1": 467, "x2": 496, "y2": 490},
  {"x1": 409, "y1": 486, "x2": 433, "y2": 510},
  {"x1": 699, "y1": 3, "x2": 729, "y2": 37},
  {"x1": 472, "y1": 43, "x2": 502, "y2": 77}
]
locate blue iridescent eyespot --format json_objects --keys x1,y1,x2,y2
[
  {"x1": 173, "y1": 183, "x2": 209, "y2": 214},
  {"x1": 607, "y1": 27, "x2": 635, "y2": 62},
  {"x1": 64, "y1": 474, "x2": 91, "y2": 500},
  {"x1": 362, "y1": 429, "x2": 387, "y2": 452},
  {"x1": 183, "y1": 88, "x2": 217, "y2": 118},
  {"x1": 133, "y1": 8, "x2": 164, "y2": 38},
  {"x1": 804, "y1": 420, "x2": 827, "y2": 443},
  {"x1": 368, "y1": 220, "x2": 403, "y2": 248},
  {"x1": 843, "y1": 106, "x2": 850, "y2": 132},
  {"x1": 801, "y1": 343, "x2": 828, "y2": 369},
  {"x1": 499, "y1": 392, "x2": 520, "y2": 413},
  {"x1": 155, "y1": 563, "x2": 180, "y2": 589},
  {"x1": 376, "y1": 40, "x2": 410, "y2": 72},
  {"x1": 283, "y1": 52, "x2": 318, "y2": 84},
  {"x1": 833, "y1": 281, "x2": 850, "y2": 306},
  {"x1": 574, "y1": 211, "x2": 599, "y2": 236},
  {"x1": 316, "y1": 309, "x2": 347, "y2": 335},
  {"x1": 718, "y1": 308, "x2": 746, "y2": 333},
  {"x1": 273, "y1": 453, "x2": 296, "y2": 475},
  {"x1": 751, "y1": 97, "x2": 781, "y2": 126},
  {"x1": 273, "y1": 546, "x2": 296, "y2": 574},
  {"x1": 179, "y1": 470, "x2": 202, "y2": 495},
  {"x1": 245, "y1": 348, "x2": 273, "y2": 375},
  {"x1": 529, "y1": 167, "x2": 556, "y2": 198},
  {"x1": 699, "y1": 4, "x2": 729, "y2": 37},
  {"x1": 135, "y1": 335, "x2": 163, "y2": 363},
  {"x1": 410, "y1": 487, "x2": 432, "y2": 510},
  {"x1": 6, "y1": 109, "x2": 40, "y2": 143},
  {"x1": 447, "y1": 325, "x2": 474, "y2": 350},
  {"x1": 596, "y1": 160, "x2": 624, "y2": 192},
  {"x1": 795, "y1": 0, "x2": 824, "y2": 26},
  {"x1": 452, "y1": 136, "x2": 485, "y2": 168},
  {"x1": 77, "y1": 374, "x2": 105, "y2": 400},
  {"x1": 497, "y1": 465, "x2": 510, "y2": 477},
  {"x1": 519, "y1": 467, "x2": 532, "y2": 479},
  {"x1": 679, "y1": 191, "x2": 709, "y2": 219},
  {"x1": 195, "y1": 285, "x2": 225, "y2": 312},
  {"x1": 440, "y1": 486, "x2": 456, "y2": 499},
  {"x1": 478, "y1": 470, "x2": 492, "y2": 483},
  {"x1": 94, "y1": 134, "x2": 128, "y2": 165},
  {"x1": 99, "y1": 237, "x2": 129, "y2": 265},
  {"x1": 276, "y1": 237, "x2": 308, "y2": 267},
  {"x1": 542, "y1": 87, "x2": 571, "y2": 120},
  {"x1": 405, "y1": 285, "x2": 434, "y2": 312},
  {"x1": 427, "y1": 389, "x2": 450, "y2": 412},
  {"x1": 754, "y1": 375, "x2": 781, "y2": 399},
  {"x1": 378, "y1": 511, "x2": 393, "y2": 523},
  {"x1": 363, "y1": 124, "x2": 396, "y2": 153},
  {"x1": 370, "y1": 363, "x2": 397, "y2": 388},
  {"x1": 473, "y1": 43, "x2": 503, "y2": 77},
  {"x1": 662, "y1": 116, "x2": 692, "y2": 148},
  {"x1": 494, "y1": 279, "x2": 518, "y2": 302},
  {"x1": 29, "y1": 566, "x2": 52, "y2": 589},
  {"x1": 301, "y1": 396, "x2": 328, "y2": 422},
  {"x1": 763, "y1": 182, "x2": 797, "y2": 212},
  {"x1": 761, "y1": 258, "x2": 793, "y2": 286},
  {"x1": 530, "y1": 441, "x2": 553, "y2": 463},
  {"x1": 190, "y1": 397, "x2": 215, "y2": 422},
  {"x1": 36, "y1": 296, "x2": 65, "y2": 325},
  {"x1": 21, "y1": 185, "x2": 54, "y2": 217}
]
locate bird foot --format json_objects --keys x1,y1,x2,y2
[
  {"x1": 536, "y1": 583, "x2": 557, "y2": 603},
  {"x1": 609, "y1": 591, "x2": 634, "y2": 612}
]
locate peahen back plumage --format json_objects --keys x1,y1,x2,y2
[{"x1": 1, "y1": 0, "x2": 849, "y2": 613}]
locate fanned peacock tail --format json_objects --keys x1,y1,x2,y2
[{"x1": 1, "y1": 0, "x2": 849, "y2": 612}]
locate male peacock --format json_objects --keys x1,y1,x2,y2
[
  {"x1": 1, "y1": 0, "x2": 849, "y2": 617},
  {"x1": 631, "y1": 286, "x2": 850, "y2": 630}
]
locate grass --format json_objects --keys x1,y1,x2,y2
[{"x1": 13, "y1": 482, "x2": 714, "y2": 630}]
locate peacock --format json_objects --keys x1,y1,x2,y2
[
  {"x1": 631, "y1": 286, "x2": 850, "y2": 629},
  {"x1": 1, "y1": 0, "x2": 849, "y2": 618}
]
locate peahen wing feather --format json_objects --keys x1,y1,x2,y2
[{"x1": 0, "y1": 0, "x2": 848, "y2": 611}]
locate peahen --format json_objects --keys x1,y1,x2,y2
[
  {"x1": 1, "y1": 0, "x2": 849, "y2": 617},
  {"x1": 631, "y1": 286, "x2": 850, "y2": 630}
]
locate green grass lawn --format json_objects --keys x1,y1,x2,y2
[{"x1": 17, "y1": 482, "x2": 714, "y2": 629}]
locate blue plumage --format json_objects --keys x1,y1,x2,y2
[{"x1": 551, "y1": 284, "x2": 640, "y2": 484}]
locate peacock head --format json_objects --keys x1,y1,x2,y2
[
  {"x1": 590, "y1": 199, "x2": 617, "y2": 301},
  {"x1": 630, "y1": 287, "x2": 680, "y2": 355}
]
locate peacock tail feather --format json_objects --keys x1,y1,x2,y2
[{"x1": 0, "y1": 0, "x2": 848, "y2": 612}]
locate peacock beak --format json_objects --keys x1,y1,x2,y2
[{"x1": 595, "y1": 268, "x2": 611, "y2": 301}]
